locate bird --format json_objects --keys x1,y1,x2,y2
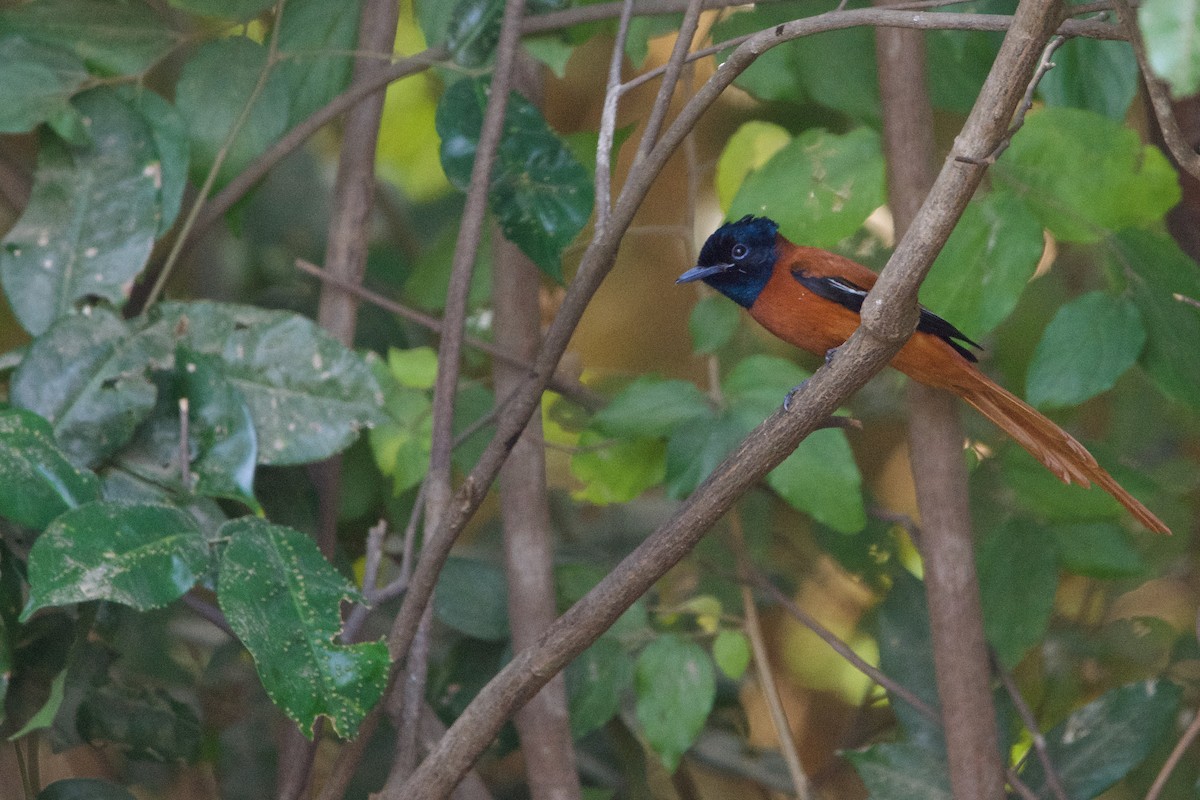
[{"x1": 677, "y1": 215, "x2": 1170, "y2": 534}]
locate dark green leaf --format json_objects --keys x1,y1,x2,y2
[
  {"x1": 37, "y1": 779, "x2": 135, "y2": 800},
  {"x1": 712, "y1": 630, "x2": 750, "y2": 680},
  {"x1": 1052, "y1": 521, "x2": 1144, "y2": 579},
  {"x1": 926, "y1": 27, "x2": 1003, "y2": 114},
  {"x1": 591, "y1": 376, "x2": 713, "y2": 438},
  {"x1": 277, "y1": 0, "x2": 363, "y2": 125},
  {"x1": 634, "y1": 634, "x2": 716, "y2": 770},
  {"x1": 556, "y1": 563, "x2": 649, "y2": 641},
  {"x1": 1000, "y1": 446, "x2": 1123, "y2": 522},
  {"x1": 844, "y1": 742, "x2": 951, "y2": 800},
  {"x1": 175, "y1": 37, "x2": 290, "y2": 189},
  {"x1": 570, "y1": 429, "x2": 665, "y2": 505},
  {"x1": 721, "y1": 354, "x2": 809, "y2": 421},
  {"x1": 1039, "y1": 36, "x2": 1137, "y2": 120},
  {"x1": 1113, "y1": 230, "x2": 1200, "y2": 409},
  {"x1": 0, "y1": 0, "x2": 178, "y2": 77},
  {"x1": 434, "y1": 557, "x2": 509, "y2": 641},
  {"x1": 688, "y1": 295, "x2": 741, "y2": 354},
  {"x1": 1026, "y1": 292, "x2": 1146, "y2": 408},
  {"x1": 76, "y1": 682, "x2": 200, "y2": 761},
  {"x1": 768, "y1": 429, "x2": 866, "y2": 533},
  {"x1": 446, "y1": 0, "x2": 502, "y2": 67},
  {"x1": 711, "y1": 3, "x2": 805, "y2": 104},
  {"x1": 217, "y1": 517, "x2": 389, "y2": 737},
  {"x1": 994, "y1": 108, "x2": 1180, "y2": 242},
  {"x1": 664, "y1": 413, "x2": 746, "y2": 498},
  {"x1": 976, "y1": 520, "x2": 1058, "y2": 668},
  {"x1": 729, "y1": 128, "x2": 884, "y2": 249},
  {"x1": 0, "y1": 35, "x2": 89, "y2": 141},
  {"x1": 167, "y1": 0, "x2": 273, "y2": 20},
  {"x1": 566, "y1": 636, "x2": 633, "y2": 738},
  {"x1": 451, "y1": 382, "x2": 495, "y2": 474},
  {"x1": 436, "y1": 77, "x2": 594, "y2": 280},
  {"x1": 121, "y1": 88, "x2": 189, "y2": 236},
  {"x1": 11, "y1": 308, "x2": 170, "y2": 466},
  {"x1": 21, "y1": 502, "x2": 209, "y2": 619},
  {"x1": 921, "y1": 188, "x2": 1044, "y2": 336},
  {"x1": 0, "y1": 408, "x2": 100, "y2": 529},
  {"x1": 149, "y1": 301, "x2": 384, "y2": 465},
  {"x1": 1139, "y1": 0, "x2": 1200, "y2": 97},
  {"x1": 1, "y1": 89, "x2": 162, "y2": 335},
  {"x1": 875, "y1": 569, "x2": 941, "y2": 748},
  {"x1": 1022, "y1": 679, "x2": 1181, "y2": 799}
]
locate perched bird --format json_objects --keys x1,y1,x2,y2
[{"x1": 677, "y1": 215, "x2": 1169, "y2": 534}]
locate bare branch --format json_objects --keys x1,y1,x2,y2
[
  {"x1": 595, "y1": 0, "x2": 637, "y2": 234},
  {"x1": 995, "y1": 657, "x2": 1069, "y2": 800},
  {"x1": 1145, "y1": 706, "x2": 1200, "y2": 800}
]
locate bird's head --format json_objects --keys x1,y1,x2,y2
[{"x1": 676, "y1": 215, "x2": 779, "y2": 308}]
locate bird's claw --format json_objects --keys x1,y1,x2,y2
[
  {"x1": 783, "y1": 347, "x2": 840, "y2": 411},
  {"x1": 825, "y1": 346, "x2": 839, "y2": 365}
]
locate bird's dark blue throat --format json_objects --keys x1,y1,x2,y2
[{"x1": 676, "y1": 215, "x2": 779, "y2": 308}]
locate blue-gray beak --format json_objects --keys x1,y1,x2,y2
[{"x1": 676, "y1": 263, "x2": 733, "y2": 284}]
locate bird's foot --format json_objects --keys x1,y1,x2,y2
[
  {"x1": 783, "y1": 348, "x2": 840, "y2": 411},
  {"x1": 824, "y1": 346, "x2": 839, "y2": 365}
]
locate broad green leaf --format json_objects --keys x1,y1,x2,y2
[
  {"x1": 1112, "y1": 230, "x2": 1200, "y2": 409},
  {"x1": 1000, "y1": 446, "x2": 1123, "y2": 522},
  {"x1": 729, "y1": 127, "x2": 884, "y2": 249},
  {"x1": 277, "y1": 0, "x2": 363, "y2": 124},
  {"x1": 715, "y1": 121, "x2": 791, "y2": 212},
  {"x1": 122, "y1": 87, "x2": 189, "y2": 236},
  {"x1": 1139, "y1": 0, "x2": 1200, "y2": 97},
  {"x1": 664, "y1": 412, "x2": 746, "y2": 498},
  {"x1": 875, "y1": 569, "x2": 941, "y2": 748},
  {"x1": 11, "y1": 308, "x2": 170, "y2": 466},
  {"x1": 369, "y1": 370, "x2": 432, "y2": 496},
  {"x1": 976, "y1": 520, "x2": 1058, "y2": 668},
  {"x1": 436, "y1": 77, "x2": 593, "y2": 280},
  {"x1": 634, "y1": 635, "x2": 716, "y2": 770},
  {"x1": 1, "y1": 89, "x2": 161, "y2": 335},
  {"x1": 21, "y1": 502, "x2": 209, "y2": 619},
  {"x1": 167, "y1": 0, "x2": 273, "y2": 20},
  {"x1": 1052, "y1": 521, "x2": 1145, "y2": 579},
  {"x1": 1039, "y1": 36, "x2": 1137, "y2": 120},
  {"x1": 711, "y1": 3, "x2": 804, "y2": 104},
  {"x1": 387, "y1": 346, "x2": 439, "y2": 389},
  {"x1": 995, "y1": 108, "x2": 1180, "y2": 242},
  {"x1": 570, "y1": 429, "x2": 665, "y2": 505},
  {"x1": 0, "y1": 408, "x2": 100, "y2": 529},
  {"x1": 921, "y1": 188, "x2": 1043, "y2": 336},
  {"x1": 768, "y1": 429, "x2": 866, "y2": 533},
  {"x1": 712, "y1": 630, "x2": 751, "y2": 680},
  {"x1": 175, "y1": 37, "x2": 290, "y2": 190},
  {"x1": 926, "y1": 27, "x2": 1003, "y2": 114},
  {"x1": 36, "y1": 779, "x2": 135, "y2": 800},
  {"x1": 0, "y1": 0, "x2": 178, "y2": 76},
  {"x1": 218, "y1": 518, "x2": 389, "y2": 737},
  {"x1": 0, "y1": 35, "x2": 89, "y2": 142},
  {"x1": 566, "y1": 636, "x2": 633, "y2": 738},
  {"x1": 844, "y1": 742, "x2": 951, "y2": 800},
  {"x1": 1026, "y1": 292, "x2": 1146, "y2": 408},
  {"x1": 625, "y1": 13, "x2": 682, "y2": 68},
  {"x1": 591, "y1": 376, "x2": 713, "y2": 438},
  {"x1": 450, "y1": 382, "x2": 495, "y2": 473},
  {"x1": 523, "y1": 34, "x2": 574, "y2": 78},
  {"x1": 1022, "y1": 679, "x2": 1181, "y2": 799},
  {"x1": 688, "y1": 295, "x2": 741, "y2": 354},
  {"x1": 721, "y1": 354, "x2": 810, "y2": 420},
  {"x1": 76, "y1": 681, "x2": 200, "y2": 761},
  {"x1": 446, "y1": 0, "x2": 502, "y2": 67},
  {"x1": 149, "y1": 301, "x2": 384, "y2": 465},
  {"x1": 434, "y1": 557, "x2": 509, "y2": 641}
]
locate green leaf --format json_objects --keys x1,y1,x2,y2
[
  {"x1": 556, "y1": 563, "x2": 649, "y2": 641},
  {"x1": 1000, "y1": 446, "x2": 1123, "y2": 522},
  {"x1": 175, "y1": 37, "x2": 290, "y2": 190},
  {"x1": 8, "y1": 666, "x2": 68, "y2": 740},
  {"x1": 436, "y1": 77, "x2": 594, "y2": 280},
  {"x1": 926, "y1": 27, "x2": 1003, "y2": 114},
  {"x1": 21, "y1": 502, "x2": 209, "y2": 619},
  {"x1": 711, "y1": 3, "x2": 805, "y2": 104},
  {"x1": 729, "y1": 127, "x2": 885, "y2": 249},
  {"x1": 715, "y1": 121, "x2": 791, "y2": 213},
  {"x1": 1022, "y1": 679, "x2": 1181, "y2": 799},
  {"x1": 0, "y1": 0, "x2": 178, "y2": 77},
  {"x1": 167, "y1": 0, "x2": 273, "y2": 20},
  {"x1": 566, "y1": 636, "x2": 633, "y2": 738},
  {"x1": 150, "y1": 301, "x2": 384, "y2": 465},
  {"x1": 995, "y1": 108, "x2": 1180, "y2": 242},
  {"x1": 434, "y1": 557, "x2": 509, "y2": 641},
  {"x1": 1113, "y1": 230, "x2": 1200, "y2": 409},
  {"x1": 634, "y1": 635, "x2": 716, "y2": 770},
  {"x1": 277, "y1": 0, "x2": 363, "y2": 125},
  {"x1": 0, "y1": 35, "x2": 89, "y2": 141},
  {"x1": 976, "y1": 520, "x2": 1058, "y2": 668},
  {"x1": 1052, "y1": 521, "x2": 1145, "y2": 579},
  {"x1": 875, "y1": 569, "x2": 941, "y2": 748},
  {"x1": 844, "y1": 742, "x2": 951, "y2": 800},
  {"x1": 712, "y1": 630, "x2": 750, "y2": 680},
  {"x1": 921, "y1": 188, "x2": 1044, "y2": 337},
  {"x1": 663, "y1": 413, "x2": 746, "y2": 498},
  {"x1": 1039, "y1": 36, "x2": 1137, "y2": 120},
  {"x1": 625, "y1": 13, "x2": 682, "y2": 68},
  {"x1": 1026, "y1": 292, "x2": 1146, "y2": 408},
  {"x1": 76, "y1": 681, "x2": 200, "y2": 761},
  {"x1": 451, "y1": 382, "x2": 495, "y2": 473},
  {"x1": 387, "y1": 346, "x2": 439, "y2": 389},
  {"x1": 217, "y1": 517, "x2": 389, "y2": 737},
  {"x1": 36, "y1": 779, "x2": 135, "y2": 800},
  {"x1": 570, "y1": 429, "x2": 665, "y2": 505},
  {"x1": 1139, "y1": 0, "x2": 1200, "y2": 97},
  {"x1": 446, "y1": 0, "x2": 502, "y2": 67},
  {"x1": 523, "y1": 34, "x2": 574, "y2": 78},
  {"x1": 1, "y1": 89, "x2": 162, "y2": 335},
  {"x1": 0, "y1": 408, "x2": 100, "y2": 529},
  {"x1": 688, "y1": 295, "x2": 741, "y2": 354},
  {"x1": 721, "y1": 354, "x2": 810, "y2": 421},
  {"x1": 11, "y1": 308, "x2": 169, "y2": 466},
  {"x1": 369, "y1": 363, "x2": 432, "y2": 496},
  {"x1": 768, "y1": 429, "x2": 866, "y2": 533},
  {"x1": 121, "y1": 87, "x2": 189, "y2": 236},
  {"x1": 591, "y1": 376, "x2": 713, "y2": 438}
]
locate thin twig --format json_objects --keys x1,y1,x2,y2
[
  {"x1": 1173, "y1": 292, "x2": 1200, "y2": 310},
  {"x1": 634, "y1": 0, "x2": 704, "y2": 163},
  {"x1": 178, "y1": 397, "x2": 191, "y2": 491},
  {"x1": 595, "y1": 0, "x2": 636, "y2": 234},
  {"x1": 1145, "y1": 707, "x2": 1200, "y2": 800},
  {"x1": 994, "y1": 656, "x2": 1069, "y2": 800},
  {"x1": 361, "y1": 519, "x2": 388, "y2": 598}
]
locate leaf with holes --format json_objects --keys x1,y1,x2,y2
[
  {"x1": 21, "y1": 502, "x2": 210, "y2": 620},
  {"x1": 0, "y1": 408, "x2": 100, "y2": 529},
  {"x1": 217, "y1": 518, "x2": 389, "y2": 737}
]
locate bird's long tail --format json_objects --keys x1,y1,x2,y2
[{"x1": 955, "y1": 372, "x2": 1170, "y2": 534}]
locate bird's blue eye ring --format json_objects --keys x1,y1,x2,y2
[{"x1": 731, "y1": 243, "x2": 749, "y2": 260}]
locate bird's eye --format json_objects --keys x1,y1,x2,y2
[{"x1": 731, "y1": 243, "x2": 749, "y2": 260}]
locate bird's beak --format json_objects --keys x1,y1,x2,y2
[{"x1": 675, "y1": 263, "x2": 733, "y2": 284}]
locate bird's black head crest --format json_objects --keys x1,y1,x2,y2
[{"x1": 677, "y1": 215, "x2": 780, "y2": 308}]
